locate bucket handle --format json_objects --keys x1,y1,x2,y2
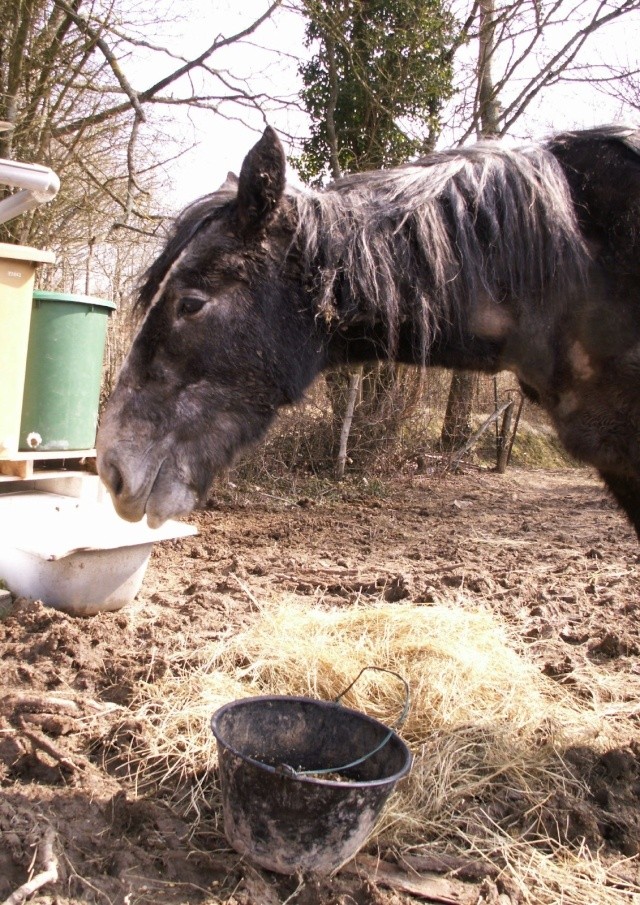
[
  {"x1": 335, "y1": 666, "x2": 410, "y2": 731},
  {"x1": 286, "y1": 667, "x2": 410, "y2": 778}
]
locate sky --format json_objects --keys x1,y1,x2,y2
[
  {"x1": 149, "y1": 2, "x2": 309, "y2": 207},
  {"x1": 146, "y1": 0, "x2": 639, "y2": 210}
]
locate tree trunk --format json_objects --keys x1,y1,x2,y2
[
  {"x1": 336, "y1": 368, "x2": 362, "y2": 479},
  {"x1": 440, "y1": 0, "x2": 499, "y2": 453},
  {"x1": 440, "y1": 371, "x2": 475, "y2": 451},
  {"x1": 477, "y1": 0, "x2": 499, "y2": 137}
]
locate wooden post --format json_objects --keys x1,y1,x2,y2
[
  {"x1": 496, "y1": 400, "x2": 514, "y2": 473},
  {"x1": 504, "y1": 393, "x2": 525, "y2": 470}
]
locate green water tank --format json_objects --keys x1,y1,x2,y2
[{"x1": 19, "y1": 290, "x2": 116, "y2": 452}]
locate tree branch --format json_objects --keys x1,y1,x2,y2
[
  {"x1": 500, "y1": 0, "x2": 640, "y2": 133},
  {"x1": 52, "y1": 0, "x2": 283, "y2": 137},
  {"x1": 52, "y1": 0, "x2": 146, "y2": 121},
  {"x1": 0, "y1": 826, "x2": 59, "y2": 905}
]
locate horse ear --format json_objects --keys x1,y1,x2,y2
[
  {"x1": 217, "y1": 172, "x2": 239, "y2": 192},
  {"x1": 235, "y1": 126, "x2": 286, "y2": 235}
]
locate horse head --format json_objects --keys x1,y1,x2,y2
[{"x1": 97, "y1": 127, "x2": 323, "y2": 526}]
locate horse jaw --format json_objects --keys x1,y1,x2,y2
[
  {"x1": 96, "y1": 411, "x2": 201, "y2": 527},
  {"x1": 144, "y1": 467, "x2": 199, "y2": 528}
]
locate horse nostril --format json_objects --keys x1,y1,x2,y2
[
  {"x1": 111, "y1": 465, "x2": 124, "y2": 498},
  {"x1": 101, "y1": 456, "x2": 124, "y2": 498}
]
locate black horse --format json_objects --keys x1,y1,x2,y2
[{"x1": 97, "y1": 125, "x2": 640, "y2": 540}]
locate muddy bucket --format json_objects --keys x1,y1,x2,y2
[{"x1": 211, "y1": 689, "x2": 412, "y2": 875}]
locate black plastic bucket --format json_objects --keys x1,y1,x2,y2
[{"x1": 211, "y1": 694, "x2": 412, "y2": 875}]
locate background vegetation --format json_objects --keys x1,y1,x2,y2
[{"x1": 2, "y1": 0, "x2": 638, "y2": 477}]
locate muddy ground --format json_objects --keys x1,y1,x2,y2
[{"x1": 0, "y1": 465, "x2": 638, "y2": 905}]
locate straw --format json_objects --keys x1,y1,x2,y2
[{"x1": 118, "y1": 596, "x2": 640, "y2": 904}]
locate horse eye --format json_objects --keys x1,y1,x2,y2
[{"x1": 177, "y1": 296, "x2": 207, "y2": 318}]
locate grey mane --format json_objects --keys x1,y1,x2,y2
[
  {"x1": 292, "y1": 141, "x2": 591, "y2": 359},
  {"x1": 551, "y1": 123, "x2": 640, "y2": 155},
  {"x1": 140, "y1": 136, "x2": 593, "y2": 359}
]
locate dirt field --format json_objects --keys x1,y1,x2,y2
[{"x1": 1, "y1": 465, "x2": 638, "y2": 905}]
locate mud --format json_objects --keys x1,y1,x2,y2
[{"x1": 1, "y1": 466, "x2": 638, "y2": 904}]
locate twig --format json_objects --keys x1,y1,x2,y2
[
  {"x1": 231, "y1": 573, "x2": 262, "y2": 610},
  {"x1": 17, "y1": 719, "x2": 81, "y2": 772},
  {"x1": 1, "y1": 825, "x2": 59, "y2": 905},
  {"x1": 253, "y1": 489, "x2": 297, "y2": 506},
  {"x1": 450, "y1": 402, "x2": 511, "y2": 468},
  {"x1": 346, "y1": 853, "x2": 474, "y2": 903},
  {"x1": 2, "y1": 695, "x2": 81, "y2": 717},
  {"x1": 399, "y1": 851, "x2": 500, "y2": 883}
]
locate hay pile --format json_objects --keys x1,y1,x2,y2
[{"x1": 124, "y1": 598, "x2": 640, "y2": 904}]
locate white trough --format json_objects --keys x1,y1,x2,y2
[{"x1": 0, "y1": 491, "x2": 197, "y2": 616}]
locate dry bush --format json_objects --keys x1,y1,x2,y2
[
  {"x1": 231, "y1": 368, "x2": 576, "y2": 485},
  {"x1": 101, "y1": 301, "x2": 143, "y2": 402}
]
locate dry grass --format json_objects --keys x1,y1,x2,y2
[{"x1": 123, "y1": 597, "x2": 640, "y2": 904}]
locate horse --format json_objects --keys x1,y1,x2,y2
[{"x1": 97, "y1": 124, "x2": 640, "y2": 541}]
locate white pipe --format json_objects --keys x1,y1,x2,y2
[{"x1": 0, "y1": 158, "x2": 60, "y2": 226}]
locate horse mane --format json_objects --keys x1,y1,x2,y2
[
  {"x1": 137, "y1": 137, "x2": 593, "y2": 362},
  {"x1": 293, "y1": 140, "x2": 591, "y2": 359},
  {"x1": 549, "y1": 123, "x2": 640, "y2": 156}
]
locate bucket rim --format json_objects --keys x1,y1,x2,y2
[{"x1": 211, "y1": 694, "x2": 413, "y2": 788}]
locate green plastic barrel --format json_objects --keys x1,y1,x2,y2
[{"x1": 19, "y1": 291, "x2": 116, "y2": 452}]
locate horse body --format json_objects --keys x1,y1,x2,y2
[{"x1": 97, "y1": 125, "x2": 640, "y2": 539}]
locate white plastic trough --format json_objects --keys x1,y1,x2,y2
[{"x1": 0, "y1": 491, "x2": 197, "y2": 616}]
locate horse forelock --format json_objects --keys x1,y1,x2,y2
[
  {"x1": 136, "y1": 190, "x2": 236, "y2": 312},
  {"x1": 293, "y1": 141, "x2": 590, "y2": 360}
]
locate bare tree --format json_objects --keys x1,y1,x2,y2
[
  {"x1": 445, "y1": 0, "x2": 640, "y2": 141},
  {"x1": 440, "y1": 0, "x2": 498, "y2": 453},
  {"x1": 439, "y1": 0, "x2": 640, "y2": 454},
  {"x1": 0, "y1": 0, "x2": 284, "y2": 271}
]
